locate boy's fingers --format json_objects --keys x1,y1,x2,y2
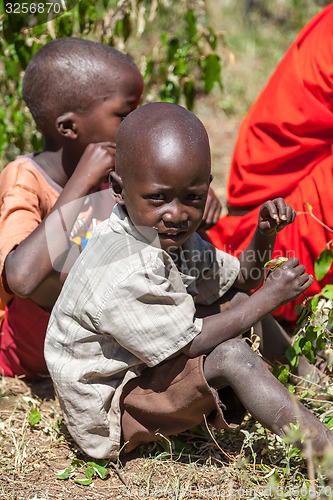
[
  {"x1": 298, "y1": 272, "x2": 311, "y2": 287},
  {"x1": 282, "y1": 257, "x2": 299, "y2": 268},
  {"x1": 262, "y1": 198, "x2": 295, "y2": 223},
  {"x1": 261, "y1": 199, "x2": 280, "y2": 221},
  {"x1": 274, "y1": 197, "x2": 287, "y2": 221},
  {"x1": 98, "y1": 141, "x2": 116, "y2": 148}
]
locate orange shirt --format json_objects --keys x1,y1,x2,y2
[{"x1": 0, "y1": 156, "x2": 61, "y2": 377}]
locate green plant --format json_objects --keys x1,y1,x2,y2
[
  {"x1": 56, "y1": 458, "x2": 110, "y2": 485},
  {"x1": 0, "y1": 0, "x2": 224, "y2": 167}
]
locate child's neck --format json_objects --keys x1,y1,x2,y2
[{"x1": 33, "y1": 149, "x2": 78, "y2": 188}]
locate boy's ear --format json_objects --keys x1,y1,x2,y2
[
  {"x1": 56, "y1": 112, "x2": 78, "y2": 139},
  {"x1": 109, "y1": 171, "x2": 125, "y2": 205}
]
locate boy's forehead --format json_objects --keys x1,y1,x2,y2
[
  {"x1": 135, "y1": 137, "x2": 210, "y2": 182},
  {"x1": 117, "y1": 102, "x2": 211, "y2": 176}
]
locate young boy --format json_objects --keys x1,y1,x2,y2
[
  {"x1": 45, "y1": 102, "x2": 333, "y2": 460},
  {"x1": 0, "y1": 37, "x2": 144, "y2": 379}
]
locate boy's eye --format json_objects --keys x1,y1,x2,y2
[
  {"x1": 148, "y1": 194, "x2": 164, "y2": 201},
  {"x1": 186, "y1": 193, "x2": 204, "y2": 201}
]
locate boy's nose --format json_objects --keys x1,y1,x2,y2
[{"x1": 162, "y1": 204, "x2": 189, "y2": 226}]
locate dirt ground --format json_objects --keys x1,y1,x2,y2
[
  {"x1": 0, "y1": 374, "x2": 256, "y2": 500},
  {"x1": 197, "y1": 103, "x2": 242, "y2": 209}
]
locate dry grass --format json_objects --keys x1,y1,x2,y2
[{"x1": 1, "y1": 373, "x2": 333, "y2": 499}]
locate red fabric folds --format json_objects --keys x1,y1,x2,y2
[
  {"x1": 0, "y1": 296, "x2": 50, "y2": 378},
  {"x1": 209, "y1": 4, "x2": 333, "y2": 321}
]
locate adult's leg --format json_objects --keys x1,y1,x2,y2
[
  {"x1": 203, "y1": 338, "x2": 333, "y2": 452},
  {"x1": 254, "y1": 313, "x2": 318, "y2": 379}
]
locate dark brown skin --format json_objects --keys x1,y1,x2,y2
[
  {"x1": 114, "y1": 102, "x2": 333, "y2": 452},
  {"x1": 199, "y1": 185, "x2": 221, "y2": 230},
  {"x1": 4, "y1": 64, "x2": 144, "y2": 310}
]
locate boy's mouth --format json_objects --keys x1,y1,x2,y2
[{"x1": 158, "y1": 231, "x2": 187, "y2": 242}]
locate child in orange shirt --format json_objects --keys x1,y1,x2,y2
[{"x1": 0, "y1": 37, "x2": 144, "y2": 378}]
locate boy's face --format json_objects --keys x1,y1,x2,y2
[
  {"x1": 120, "y1": 139, "x2": 211, "y2": 252},
  {"x1": 75, "y1": 65, "x2": 143, "y2": 148}
]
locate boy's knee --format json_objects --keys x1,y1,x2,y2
[
  {"x1": 212, "y1": 338, "x2": 261, "y2": 371},
  {"x1": 204, "y1": 338, "x2": 263, "y2": 388}
]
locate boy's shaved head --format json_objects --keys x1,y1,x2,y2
[
  {"x1": 116, "y1": 102, "x2": 211, "y2": 180},
  {"x1": 113, "y1": 102, "x2": 211, "y2": 251},
  {"x1": 23, "y1": 37, "x2": 139, "y2": 131}
]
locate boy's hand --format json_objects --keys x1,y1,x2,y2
[
  {"x1": 74, "y1": 142, "x2": 116, "y2": 189},
  {"x1": 199, "y1": 186, "x2": 222, "y2": 230},
  {"x1": 258, "y1": 198, "x2": 296, "y2": 235},
  {"x1": 262, "y1": 257, "x2": 313, "y2": 306}
]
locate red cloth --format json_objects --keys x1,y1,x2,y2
[
  {"x1": 209, "y1": 4, "x2": 333, "y2": 321},
  {"x1": 0, "y1": 297, "x2": 50, "y2": 378}
]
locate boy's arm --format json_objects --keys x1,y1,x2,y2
[
  {"x1": 183, "y1": 257, "x2": 313, "y2": 357},
  {"x1": 4, "y1": 142, "x2": 115, "y2": 308},
  {"x1": 235, "y1": 198, "x2": 296, "y2": 290}
]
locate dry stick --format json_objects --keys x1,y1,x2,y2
[
  {"x1": 303, "y1": 435, "x2": 316, "y2": 484},
  {"x1": 297, "y1": 204, "x2": 333, "y2": 303},
  {"x1": 108, "y1": 461, "x2": 128, "y2": 486},
  {"x1": 297, "y1": 203, "x2": 333, "y2": 236},
  {"x1": 155, "y1": 433, "x2": 177, "y2": 477},
  {"x1": 319, "y1": 408, "x2": 333, "y2": 423},
  {"x1": 202, "y1": 414, "x2": 235, "y2": 461}
]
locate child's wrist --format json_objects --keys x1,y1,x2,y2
[{"x1": 256, "y1": 225, "x2": 277, "y2": 237}]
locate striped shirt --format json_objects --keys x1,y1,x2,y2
[{"x1": 44, "y1": 205, "x2": 240, "y2": 459}]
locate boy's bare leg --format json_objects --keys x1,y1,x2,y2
[
  {"x1": 196, "y1": 289, "x2": 316, "y2": 378},
  {"x1": 203, "y1": 338, "x2": 333, "y2": 452}
]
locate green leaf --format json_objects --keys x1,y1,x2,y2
[
  {"x1": 28, "y1": 408, "x2": 41, "y2": 426},
  {"x1": 71, "y1": 458, "x2": 85, "y2": 468},
  {"x1": 116, "y1": 14, "x2": 132, "y2": 41},
  {"x1": 316, "y1": 332, "x2": 327, "y2": 351},
  {"x1": 87, "y1": 461, "x2": 109, "y2": 480},
  {"x1": 273, "y1": 364, "x2": 290, "y2": 384},
  {"x1": 288, "y1": 447, "x2": 301, "y2": 458},
  {"x1": 160, "y1": 81, "x2": 180, "y2": 104},
  {"x1": 285, "y1": 346, "x2": 298, "y2": 367},
  {"x1": 202, "y1": 53, "x2": 221, "y2": 94},
  {"x1": 184, "y1": 79, "x2": 195, "y2": 110},
  {"x1": 300, "y1": 340, "x2": 316, "y2": 364},
  {"x1": 291, "y1": 337, "x2": 302, "y2": 355},
  {"x1": 171, "y1": 437, "x2": 192, "y2": 454},
  {"x1": 78, "y1": 0, "x2": 89, "y2": 31},
  {"x1": 166, "y1": 38, "x2": 179, "y2": 62},
  {"x1": 207, "y1": 27, "x2": 218, "y2": 50},
  {"x1": 74, "y1": 477, "x2": 93, "y2": 486},
  {"x1": 85, "y1": 466, "x2": 95, "y2": 479},
  {"x1": 14, "y1": 37, "x2": 33, "y2": 69},
  {"x1": 314, "y1": 248, "x2": 333, "y2": 281},
  {"x1": 321, "y1": 284, "x2": 333, "y2": 300},
  {"x1": 323, "y1": 415, "x2": 333, "y2": 429},
  {"x1": 174, "y1": 58, "x2": 188, "y2": 77},
  {"x1": 311, "y1": 294, "x2": 320, "y2": 309},
  {"x1": 264, "y1": 257, "x2": 288, "y2": 269},
  {"x1": 303, "y1": 326, "x2": 317, "y2": 342},
  {"x1": 185, "y1": 10, "x2": 197, "y2": 40},
  {"x1": 56, "y1": 467, "x2": 75, "y2": 480},
  {"x1": 56, "y1": 12, "x2": 73, "y2": 38}
]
